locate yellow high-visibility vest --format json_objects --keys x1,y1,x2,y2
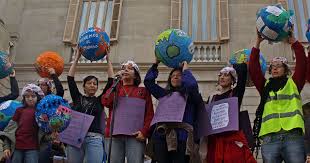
[{"x1": 259, "y1": 78, "x2": 304, "y2": 137}]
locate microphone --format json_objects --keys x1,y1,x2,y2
[
  {"x1": 106, "y1": 75, "x2": 122, "y2": 97},
  {"x1": 114, "y1": 74, "x2": 122, "y2": 80}
]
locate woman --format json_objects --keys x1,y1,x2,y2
[
  {"x1": 102, "y1": 60, "x2": 154, "y2": 163},
  {"x1": 250, "y1": 30, "x2": 306, "y2": 163},
  {"x1": 144, "y1": 60, "x2": 203, "y2": 163},
  {"x1": 204, "y1": 63, "x2": 256, "y2": 163},
  {"x1": 37, "y1": 68, "x2": 64, "y2": 97},
  {"x1": 66, "y1": 47, "x2": 114, "y2": 163},
  {"x1": 37, "y1": 67, "x2": 64, "y2": 163},
  {"x1": 0, "y1": 69, "x2": 19, "y2": 104}
]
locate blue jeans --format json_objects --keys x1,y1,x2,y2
[
  {"x1": 67, "y1": 133, "x2": 106, "y2": 163},
  {"x1": 261, "y1": 129, "x2": 305, "y2": 163},
  {"x1": 105, "y1": 137, "x2": 145, "y2": 163},
  {"x1": 12, "y1": 149, "x2": 39, "y2": 163}
]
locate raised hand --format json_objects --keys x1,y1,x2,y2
[
  {"x1": 47, "y1": 68, "x2": 56, "y2": 75},
  {"x1": 9, "y1": 69, "x2": 16, "y2": 77}
]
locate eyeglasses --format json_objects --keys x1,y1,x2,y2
[
  {"x1": 218, "y1": 72, "x2": 230, "y2": 77},
  {"x1": 271, "y1": 64, "x2": 284, "y2": 69}
]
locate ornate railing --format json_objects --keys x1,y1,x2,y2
[
  {"x1": 71, "y1": 42, "x2": 222, "y2": 63},
  {"x1": 191, "y1": 42, "x2": 221, "y2": 62}
]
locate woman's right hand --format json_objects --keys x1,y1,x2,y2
[
  {"x1": 255, "y1": 29, "x2": 264, "y2": 48},
  {"x1": 155, "y1": 58, "x2": 160, "y2": 65},
  {"x1": 3, "y1": 149, "x2": 11, "y2": 159},
  {"x1": 9, "y1": 69, "x2": 15, "y2": 77},
  {"x1": 72, "y1": 45, "x2": 82, "y2": 62}
]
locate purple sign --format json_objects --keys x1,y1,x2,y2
[
  {"x1": 151, "y1": 92, "x2": 187, "y2": 126},
  {"x1": 112, "y1": 97, "x2": 146, "y2": 135},
  {"x1": 59, "y1": 110, "x2": 94, "y2": 148},
  {"x1": 197, "y1": 97, "x2": 239, "y2": 138}
]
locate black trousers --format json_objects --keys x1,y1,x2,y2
[{"x1": 153, "y1": 139, "x2": 189, "y2": 163}]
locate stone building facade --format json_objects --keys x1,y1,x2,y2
[{"x1": 0, "y1": 0, "x2": 310, "y2": 161}]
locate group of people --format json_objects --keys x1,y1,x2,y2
[{"x1": 0, "y1": 29, "x2": 309, "y2": 163}]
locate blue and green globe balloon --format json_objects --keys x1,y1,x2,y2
[
  {"x1": 79, "y1": 27, "x2": 110, "y2": 61},
  {"x1": 0, "y1": 100, "x2": 22, "y2": 130},
  {"x1": 0, "y1": 51, "x2": 13, "y2": 79},
  {"x1": 256, "y1": 4, "x2": 293, "y2": 42},
  {"x1": 229, "y1": 49, "x2": 267, "y2": 75},
  {"x1": 36, "y1": 95, "x2": 72, "y2": 133},
  {"x1": 155, "y1": 29, "x2": 194, "y2": 68}
]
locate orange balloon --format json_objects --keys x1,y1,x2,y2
[{"x1": 34, "y1": 51, "x2": 64, "y2": 78}]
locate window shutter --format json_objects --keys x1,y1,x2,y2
[
  {"x1": 63, "y1": 0, "x2": 81, "y2": 43},
  {"x1": 219, "y1": 0, "x2": 229, "y2": 40},
  {"x1": 110, "y1": 0, "x2": 123, "y2": 41},
  {"x1": 170, "y1": 0, "x2": 181, "y2": 29}
]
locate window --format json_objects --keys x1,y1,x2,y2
[
  {"x1": 63, "y1": 0, "x2": 123, "y2": 44},
  {"x1": 171, "y1": 0, "x2": 229, "y2": 42},
  {"x1": 284, "y1": 0, "x2": 310, "y2": 42}
]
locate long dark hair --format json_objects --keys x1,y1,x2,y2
[
  {"x1": 133, "y1": 69, "x2": 141, "y2": 86},
  {"x1": 165, "y1": 68, "x2": 187, "y2": 99}
]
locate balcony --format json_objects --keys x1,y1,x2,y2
[
  {"x1": 191, "y1": 42, "x2": 221, "y2": 62},
  {"x1": 71, "y1": 42, "x2": 223, "y2": 64}
]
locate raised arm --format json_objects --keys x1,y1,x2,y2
[
  {"x1": 67, "y1": 46, "x2": 82, "y2": 103},
  {"x1": 181, "y1": 61, "x2": 198, "y2": 91},
  {"x1": 249, "y1": 31, "x2": 266, "y2": 95},
  {"x1": 291, "y1": 39, "x2": 307, "y2": 92},
  {"x1": 48, "y1": 68, "x2": 64, "y2": 97},
  {"x1": 233, "y1": 63, "x2": 247, "y2": 107},
  {"x1": 99, "y1": 54, "x2": 114, "y2": 98},
  {"x1": 0, "y1": 70, "x2": 19, "y2": 104},
  {"x1": 144, "y1": 61, "x2": 166, "y2": 99}
]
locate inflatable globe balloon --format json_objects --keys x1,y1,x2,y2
[
  {"x1": 79, "y1": 27, "x2": 110, "y2": 61},
  {"x1": 155, "y1": 29, "x2": 194, "y2": 68},
  {"x1": 34, "y1": 51, "x2": 64, "y2": 78},
  {"x1": 0, "y1": 100, "x2": 22, "y2": 130},
  {"x1": 36, "y1": 95, "x2": 72, "y2": 133},
  {"x1": 229, "y1": 49, "x2": 267, "y2": 74},
  {"x1": 256, "y1": 4, "x2": 293, "y2": 42},
  {"x1": 0, "y1": 51, "x2": 13, "y2": 79},
  {"x1": 230, "y1": 49, "x2": 267, "y2": 86}
]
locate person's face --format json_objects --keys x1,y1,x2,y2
[
  {"x1": 38, "y1": 82, "x2": 49, "y2": 95},
  {"x1": 218, "y1": 72, "x2": 233, "y2": 88},
  {"x1": 271, "y1": 61, "x2": 286, "y2": 78},
  {"x1": 121, "y1": 64, "x2": 136, "y2": 81},
  {"x1": 24, "y1": 91, "x2": 38, "y2": 107},
  {"x1": 83, "y1": 78, "x2": 98, "y2": 96},
  {"x1": 170, "y1": 70, "x2": 182, "y2": 87}
]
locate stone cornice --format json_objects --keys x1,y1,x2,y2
[{"x1": 14, "y1": 62, "x2": 229, "y2": 72}]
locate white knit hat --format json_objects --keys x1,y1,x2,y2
[{"x1": 22, "y1": 83, "x2": 45, "y2": 98}]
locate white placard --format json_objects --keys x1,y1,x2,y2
[
  {"x1": 210, "y1": 103, "x2": 229, "y2": 130},
  {"x1": 266, "y1": 6, "x2": 283, "y2": 16},
  {"x1": 256, "y1": 17, "x2": 265, "y2": 32},
  {"x1": 262, "y1": 26, "x2": 278, "y2": 40}
]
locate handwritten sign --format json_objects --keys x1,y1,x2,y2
[
  {"x1": 59, "y1": 110, "x2": 94, "y2": 148},
  {"x1": 211, "y1": 103, "x2": 229, "y2": 129},
  {"x1": 151, "y1": 92, "x2": 187, "y2": 126},
  {"x1": 112, "y1": 97, "x2": 146, "y2": 135},
  {"x1": 197, "y1": 97, "x2": 239, "y2": 138}
]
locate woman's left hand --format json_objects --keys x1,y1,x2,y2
[
  {"x1": 182, "y1": 61, "x2": 189, "y2": 71},
  {"x1": 133, "y1": 131, "x2": 146, "y2": 141}
]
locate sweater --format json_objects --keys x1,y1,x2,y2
[{"x1": 144, "y1": 64, "x2": 203, "y2": 141}]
